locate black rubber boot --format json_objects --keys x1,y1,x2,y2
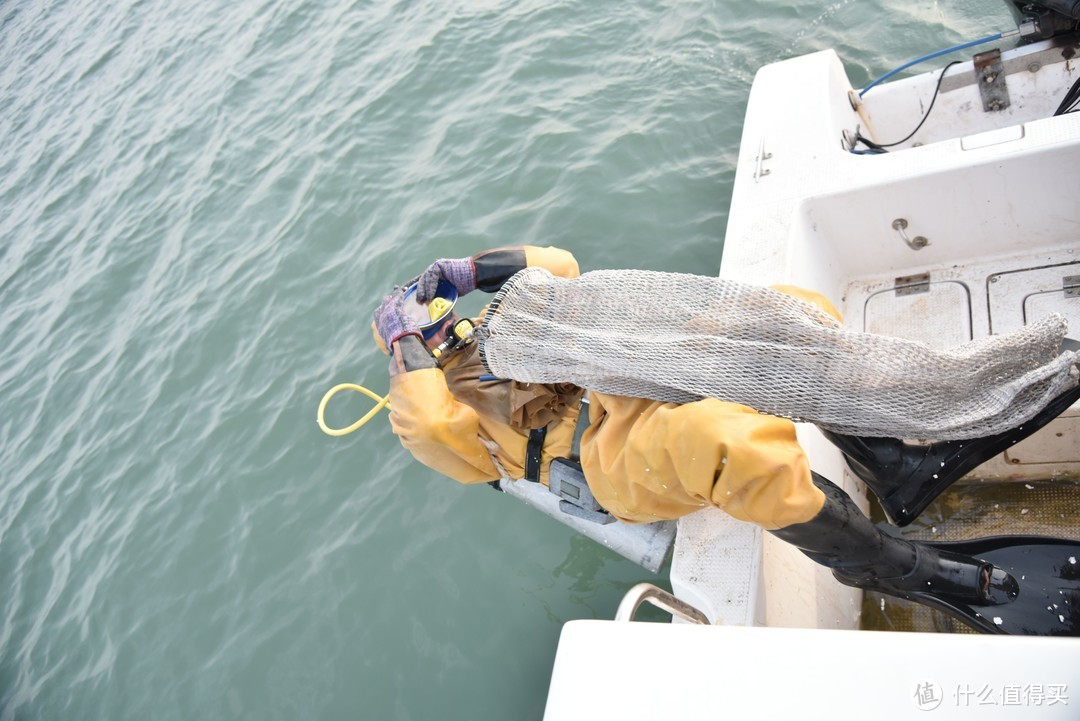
[
  {"x1": 770, "y1": 474, "x2": 1018, "y2": 609},
  {"x1": 822, "y1": 381, "x2": 1080, "y2": 526}
]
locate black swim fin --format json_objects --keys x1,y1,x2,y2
[
  {"x1": 866, "y1": 535, "x2": 1080, "y2": 636},
  {"x1": 823, "y1": 381, "x2": 1080, "y2": 526},
  {"x1": 824, "y1": 337, "x2": 1080, "y2": 527},
  {"x1": 772, "y1": 475, "x2": 1080, "y2": 636}
]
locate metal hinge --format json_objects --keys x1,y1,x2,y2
[
  {"x1": 754, "y1": 138, "x2": 772, "y2": 181},
  {"x1": 1065, "y1": 275, "x2": 1080, "y2": 298},
  {"x1": 895, "y1": 272, "x2": 931, "y2": 297}
]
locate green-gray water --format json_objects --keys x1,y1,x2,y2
[{"x1": 1, "y1": 1, "x2": 1018, "y2": 718}]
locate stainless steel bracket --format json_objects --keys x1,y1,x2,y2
[
  {"x1": 895, "y1": 272, "x2": 931, "y2": 297},
  {"x1": 753, "y1": 138, "x2": 772, "y2": 181},
  {"x1": 974, "y1": 49, "x2": 1010, "y2": 112}
]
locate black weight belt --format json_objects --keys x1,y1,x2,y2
[{"x1": 524, "y1": 394, "x2": 590, "y2": 483}]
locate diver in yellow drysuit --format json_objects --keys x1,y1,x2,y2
[
  {"x1": 372, "y1": 247, "x2": 1080, "y2": 635},
  {"x1": 376, "y1": 246, "x2": 832, "y2": 528}
]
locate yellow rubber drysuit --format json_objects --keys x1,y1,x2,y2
[{"x1": 386, "y1": 248, "x2": 842, "y2": 530}]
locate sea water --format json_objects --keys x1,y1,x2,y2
[{"x1": 0, "y1": 0, "x2": 1019, "y2": 718}]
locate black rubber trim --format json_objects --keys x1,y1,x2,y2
[
  {"x1": 474, "y1": 248, "x2": 527, "y2": 292},
  {"x1": 524, "y1": 426, "x2": 548, "y2": 483}
]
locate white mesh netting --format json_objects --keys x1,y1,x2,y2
[{"x1": 475, "y1": 268, "x2": 1079, "y2": 440}]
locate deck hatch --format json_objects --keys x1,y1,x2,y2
[
  {"x1": 863, "y1": 279, "x2": 972, "y2": 349},
  {"x1": 987, "y1": 261, "x2": 1080, "y2": 335}
]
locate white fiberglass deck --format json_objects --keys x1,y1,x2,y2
[
  {"x1": 670, "y1": 37, "x2": 1080, "y2": 630},
  {"x1": 543, "y1": 621, "x2": 1080, "y2": 720},
  {"x1": 724, "y1": 39, "x2": 1080, "y2": 483}
]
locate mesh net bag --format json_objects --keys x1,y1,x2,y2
[{"x1": 475, "y1": 268, "x2": 1079, "y2": 440}]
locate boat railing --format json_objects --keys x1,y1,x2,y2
[{"x1": 614, "y1": 583, "x2": 710, "y2": 625}]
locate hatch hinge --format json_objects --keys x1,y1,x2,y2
[
  {"x1": 1065, "y1": 275, "x2": 1080, "y2": 299},
  {"x1": 974, "y1": 49, "x2": 1010, "y2": 113},
  {"x1": 753, "y1": 138, "x2": 772, "y2": 181},
  {"x1": 895, "y1": 272, "x2": 931, "y2": 297}
]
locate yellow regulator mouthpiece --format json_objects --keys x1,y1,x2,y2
[
  {"x1": 453, "y1": 319, "x2": 474, "y2": 340},
  {"x1": 428, "y1": 297, "x2": 453, "y2": 322}
]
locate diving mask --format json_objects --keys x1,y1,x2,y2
[{"x1": 402, "y1": 280, "x2": 459, "y2": 340}]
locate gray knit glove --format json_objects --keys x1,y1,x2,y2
[
  {"x1": 415, "y1": 257, "x2": 477, "y2": 303},
  {"x1": 372, "y1": 287, "x2": 421, "y2": 347}
]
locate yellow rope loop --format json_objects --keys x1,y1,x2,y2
[{"x1": 317, "y1": 383, "x2": 391, "y2": 437}]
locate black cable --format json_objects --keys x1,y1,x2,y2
[
  {"x1": 1054, "y1": 74, "x2": 1080, "y2": 115},
  {"x1": 851, "y1": 61, "x2": 962, "y2": 154}
]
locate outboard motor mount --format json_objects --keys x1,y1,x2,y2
[{"x1": 1006, "y1": 1, "x2": 1080, "y2": 40}]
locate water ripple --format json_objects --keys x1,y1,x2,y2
[{"x1": 0, "y1": 0, "x2": 1013, "y2": 718}]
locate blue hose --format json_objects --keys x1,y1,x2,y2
[{"x1": 859, "y1": 32, "x2": 1010, "y2": 97}]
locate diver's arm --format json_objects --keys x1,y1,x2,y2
[
  {"x1": 416, "y1": 247, "x2": 581, "y2": 302},
  {"x1": 388, "y1": 335, "x2": 437, "y2": 377},
  {"x1": 386, "y1": 360, "x2": 501, "y2": 484},
  {"x1": 472, "y1": 248, "x2": 526, "y2": 292},
  {"x1": 474, "y1": 246, "x2": 580, "y2": 291}
]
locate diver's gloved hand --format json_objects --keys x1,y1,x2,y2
[
  {"x1": 415, "y1": 257, "x2": 477, "y2": 303},
  {"x1": 373, "y1": 287, "x2": 421, "y2": 346}
]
